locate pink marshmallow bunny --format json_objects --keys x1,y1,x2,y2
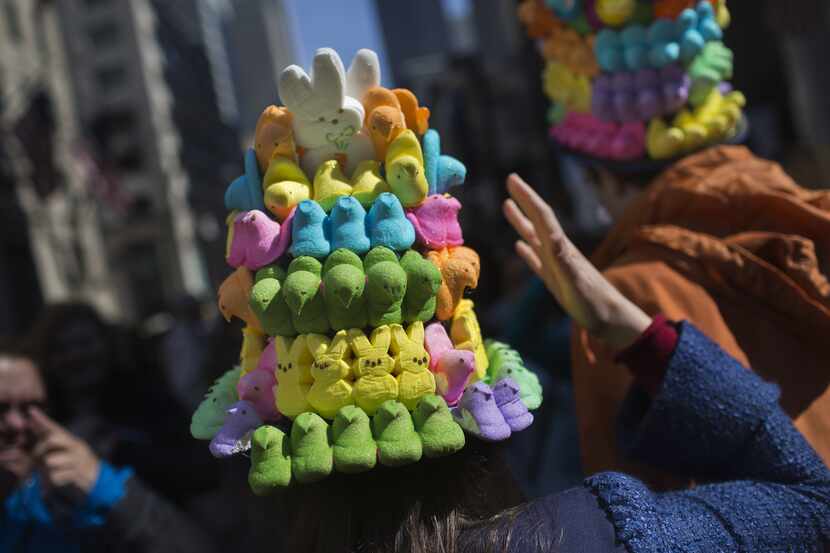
[
  {"x1": 227, "y1": 210, "x2": 293, "y2": 270},
  {"x1": 424, "y1": 322, "x2": 475, "y2": 406},
  {"x1": 406, "y1": 194, "x2": 464, "y2": 250}
]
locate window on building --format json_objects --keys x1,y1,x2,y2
[
  {"x1": 4, "y1": 1, "x2": 22, "y2": 43},
  {"x1": 82, "y1": 0, "x2": 112, "y2": 9},
  {"x1": 87, "y1": 21, "x2": 120, "y2": 49},
  {"x1": 90, "y1": 109, "x2": 145, "y2": 171},
  {"x1": 94, "y1": 64, "x2": 127, "y2": 92}
]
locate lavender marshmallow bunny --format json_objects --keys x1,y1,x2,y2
[{"x1": 279, "y1": 48, "x2": 376, "y2": 177}]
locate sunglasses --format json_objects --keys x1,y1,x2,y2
[{"x1": 0, "y1": 401, "x2": 49, "y2": 419}]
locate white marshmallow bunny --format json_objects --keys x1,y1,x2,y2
[
  {"x1": 279, "y1": 48, "x2": 375, "y2": 176},
  {"x1": 346, "y1": 48, "x2": 381, "y2": 102}
]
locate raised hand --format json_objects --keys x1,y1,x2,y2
[
  {"x1": 502, "y1": 173, "x2": 650, "y2": 350},
  {"x1": 30, "y1": 408, "x2": 100, "y2": 494}
]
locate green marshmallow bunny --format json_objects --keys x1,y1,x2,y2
[
  {"x1": 412, "y1": 394, "x2": 465, "y2": 458},
  {"x1": 248, "y1": 425, "x2": 292, "y2": 494},
  {"x1": 284, "y1": 257, "x2": 331, "y2": 335},
  {"x1": 372, "y1": 400, "x2": 422, "y2": 467},
  {"x1": 364, "y1": 247, "x2": 407, "y2": 327},
  {"x1": 399, "y1": 250, "x2": 442, "y2": 323},
  {"x1": 249, "y1": 265, "x2": 297, "y2": 337},
  {"x1": 331, "y1": 405, "x2": 377, "y2": 474},
  {"x1": 485, "y1": 340, "x2": 543, "y2": 410},
  {"x1": 190, "y1": 366, "x2": 242, "y2": 440},
  {"x1": 290, "y1": 412, "x2": 333, "y2": 483},
  {"x1": 322, "y1": 249, "x2": 368, "y2": 331}
]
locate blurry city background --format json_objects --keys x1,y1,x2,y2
[{"x1": 1, "y1": 0, "x2": 829, "y2": 512}]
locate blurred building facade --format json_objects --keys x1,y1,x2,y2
[
  {"x1": 55, "y1": 0, "x2": 213, "y2": 319},
  {"x1": 226, "y1": 0, "x2": 298, "y2": 144},
  {"x1": 0, "y1": 0, "x2": 121, "y2": 332},
  {"x1": 0, "y1": 0, "x2": 266, "y2": 331}
]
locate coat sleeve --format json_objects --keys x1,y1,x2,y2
[
  {"x1": 586, "y1": 322, "x2": 830, "y2": 552},
  {"x1": 85, "y1": 473, "x2": 219, "y2": 553},
  {"x1": 570, "y1": 259, "x2": 748, "y2": 484}
]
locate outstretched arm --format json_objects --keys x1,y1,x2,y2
[{"x1": 504, "y1": 174, "x2": 830, "y2": 551}]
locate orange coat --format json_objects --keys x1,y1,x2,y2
[{"x1": 572, "y1": 146, "x2": 830, "y2": 489}]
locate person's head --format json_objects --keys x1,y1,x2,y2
[
  {"x1": 0, "y1": 339, "x2": 46, "y2": 492},
  {"x1": 276, "y1": 439, "x2": 549, "y2": 553},
  {"x1": 584, "y1": 164, "x2": 660, "y2": 220},
  {"x1": 26, "y1": 303, "x2": 115, "y2": 417}
]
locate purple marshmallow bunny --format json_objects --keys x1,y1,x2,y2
[
  {"x1": 452, "y1": 381, "x2": 511, "y2": 442},
  {"x1": 209, "y1": 400, "x2": 262, "y2": 458},
  {"x1": 492, "y1": 378, "x2": 533, "y2": 432}
]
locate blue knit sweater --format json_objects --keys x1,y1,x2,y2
[
  {"x1": 492, "y1": 322, "x2": 830, "y2": 552},
  {"x1": 585, "y1": 322, "x2": 830, "y2": 552}
]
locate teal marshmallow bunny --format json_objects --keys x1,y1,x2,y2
[
  {"x1": 248, "y1": 425, "x2": 292, "y2": 494},
  {"x1": 372, "y1": 400, "x2": 422, "y2": 467},
  {"x1": 399, "y1": 250, "x2": 441, "y2": 323},
  {"x1": 364, "y1": 246, "x2": 407, "y2": 327},
  {"x1": 331, "y1": 405, "x2": 377, "y2": 474},
  {"x1": 284, "y1": 257, "x2": 330, "y2": 334},
  {"x1": 225, "y1": 148, "x2": 266, "y2": 213},
  {"x1": 412, "y1": 394, "x2": 465, "y2": 458},
  {"x1": 329, "y1": 196, "x2": 371, "y2": 255},
  {"x1": 290, "y1": 412, "x2": 333, "y2": 483},
  {"x1": 249, "y1": 265, "x2": 297, "y2": 337},
  {"x1": 290, "y1": 200, "x2": 331, "y2": 259},
  {"x1": 365, "y1": 193, "x2": 415, "y2": 251},
  {"x1": 322, "y1": 249, "x2": 368, "y2": 330},
  {"x1": 422, "y1": 130, "x2": 467, "y2": 195}
]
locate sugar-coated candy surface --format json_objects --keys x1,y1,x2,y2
[{"x1": 203, "y1": 46, "x2": 539, "y2": 490}]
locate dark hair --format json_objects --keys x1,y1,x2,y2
[
  {"x1": 585, "y1": 164, "x2": 660, "y2": 192},
  {"x1": 0, "y1": 335, "x2": 39, "y2": 366},
  {"x1": 278, "y1": 439, "x2": 553, "y2": 553}
]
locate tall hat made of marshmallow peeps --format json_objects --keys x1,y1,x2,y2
[
  {"x1": 518, "y1": 0, "x2": 745, "y2": 166},
  {"x1": 194, "y1": 48, "x2": 543, "y2": 492}
]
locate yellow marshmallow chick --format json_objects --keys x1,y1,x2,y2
[
  {"x1": 348, "y1": 326, "x2": 399, "y2": 415},
  {"x1": 313, "y1": 159, "x2": 354, "y2": 212},
  {"x1": 595, "y1": 0, "x2": 636, "y2": 26},
  {"x1": 647, "y1": 89, "x2": 745, "y2": 160},
  {"x1": 274, "y1": 336, "x2": 314, "y2": 418},
  {"x1": 450, "y1": 300, "x2": 489, "y2": 381},
  {"x1": 646, "y1": 118, "x2": 685, "y2": 160},
  {"x1": 390, "y1": 322, "x2": 436, "y2": 411},
  {"x1": 307, "y1": 330, "x2": 354, "y2": 419},
  {"x1": 350, "y1": 160, "x2": 391, "y2": 209},
  {"x1": 263, "y1": 156, "x2": 312, "y2": 221},
  {"x1": 240, "y1": 325, "x2": 266, "y2": 375},
  {"x1": 543, "y1": 61, "x2": 592, "y2": 114},
  {"x1": 385, "y1": 130, "x2": 428, "y2": 208}
]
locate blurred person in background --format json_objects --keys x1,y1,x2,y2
[
  {"x1": 264, "y1": 175, "x2": 830, "y2": 552},
  {"x1": 516, "y1": 0, "x2": 830, "y2": 488},
  {"x1": 571, "y1": 144, "x2": 830, "y2": 488},
  {"x1": 162, "y1": 295, "x2": 212, "y2": 411},
  {"x1": 27, "y1": 303, "x2": 221, "y2": 504},
  {"x1": 0, "y1": 338, "x2": 217, "y2": 552}
]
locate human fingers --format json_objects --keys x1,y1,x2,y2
[
  {"x1": 41, "y1": 451, "x2": 75, "y2": 472},
  {"x1": 515, "y1": 241, "x2": 545, "y2": 280},
  {"x1": 505, "y1": 174, "x2": 564, "y2": 244},
  {"x1": 503, "y1": 199, "x2": 541, "y2": 249},
  {"x1": 32, "y1": 433, "x2": 72, "y2": 460},
  {"x1": 28, "y1": 407, "x2": 64, "y2": 439}
]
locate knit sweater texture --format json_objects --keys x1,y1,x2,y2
[{"x1": 586, "y1": 322, "x2": 830, "y2": 552}]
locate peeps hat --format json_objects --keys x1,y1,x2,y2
[
  {"x1": 518, "y1": 0, "x2": 746, "y2": 166},
  {"x1": 194, "y1": 47, "x2": 543, "y2": 492}
]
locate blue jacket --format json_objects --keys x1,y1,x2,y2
[
  {"x1": 1, "y1": 463, "x2": 132, "y2": 552},
  {"x1": 488, "y1": 322, "x2": 830, "y2": 552}
]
